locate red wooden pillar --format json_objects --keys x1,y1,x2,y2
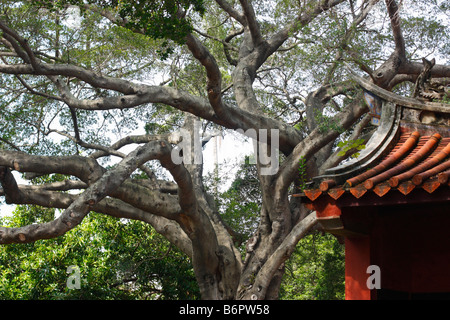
[{"x1": 345, "y1": 236, "x2": 371, "y2": 300}]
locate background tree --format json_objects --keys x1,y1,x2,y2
[
  {"x1": 0, "y1": 205, "x2": 200, "y2": 300},
  {"x1": 280, "y1": 232, "x2": 345, "y2": 300},
  {"x1": 0, "y1": 0, "x2": 449, "y2": 299}
]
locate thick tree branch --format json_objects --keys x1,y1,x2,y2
[
  {"x1": 0, "y1": 140, "x2": 172, "y2": 244},
  {"x1": 238, "y1": 0, "x2": 263, "y2": 46},
  {"x1": 398, "y1": 62, "x2": 450, "y2": 79},
  {"x1": 241, "y1": 211, "x2": 317, "y2": 300},
  {"x1": 23, "y1": 180, "x2": 88, "y2": 192},
  {"x1": 0, "y1": 150, "x2": 104, "y2": 185},
  {"x1": 185, "y1": 34, "x2": 235, "y2": 125},
  {"x1": 276, "y1": 92, "x2": 368, "y2": 194},
  {"x1": 98, "y1": 197, "x2": 192, "y2": 258},
  {"x1": 0, "y1": 20, "x2": 35, "y2": 66},
  {"x1": 230, "y1": 0, "x2": 349, "y2": 127},
  {"x1": 0, "y1": 166, "x2": 21, "y2": 204},
  {"x1": 2, "y1": 184, "x2": 193, "y2": 258},
  {"x1": 385, "y1": 0, "x2": 405, "y2": 58},
  {"x1": 0, "y1": 60, "x2": 302, "y2": 154},
  {"x1": 0, "y1": 62, "x2": 142, "y2": 95},
  {"x1": 214, "y1": 0, "x2": 246, "y2": 25},
  {"x1": 319, "y1": 114, "x2": 372, "y2": 173},
  {"x1": 305, "y1": 81, "x2": 356, "y2": 132},
  {"x1": 266, "y1": 0, "x2": 347, "y2": 55},
  {"x1": 372, "y1": 0, "x2": 406, "y2": 87}
]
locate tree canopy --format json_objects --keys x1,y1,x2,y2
[
  {"x1": 0, "y1": 206, "x2": 200, "y2": 299},
  {"x1": 0, "y1": 0, "x2": 448, "y2": 300}
]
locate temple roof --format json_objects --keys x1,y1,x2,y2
[
  {"x1": 300, "y1": 74, "x2": 450, "y2": 204},
  {"x1": 304, "y1": 128, "x2": 450, "y2": 202}
]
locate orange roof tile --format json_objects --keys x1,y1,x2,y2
[{"x1": 302, "y1": 129, "x2": 450, "y2": 202}]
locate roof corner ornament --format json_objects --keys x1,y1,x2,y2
[{"x1": 344, "y1": 63, "x2": 449, "y2": 114}]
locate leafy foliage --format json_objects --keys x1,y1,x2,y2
[
  {"x1": 210, "y1": 159, "x2": 261, "y2": 247},
  {"x1": 0, "y1": 205, "x2": 200, "y2": 300},
  {"x1": 314, "y1": 109, "x2": 345, "y2": 134},
  {"x1": 117, "y1": 0, "x2": 205, "y2": 41},
  {"x1": 280, "y1": 232, "x2": 345, "y2": 300},
  {"x1": 0, "y1": 202, "x2": 344, "y2": 300},
  {"x1": 32, "y1": 0, "x2": 206, "y2": 59},
  {"x1": 337, "y1": 138, "x2": 366, "y2": 159},
  {"x1": 298, "y1": 156, "x2": 307, "y2": 191}
]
